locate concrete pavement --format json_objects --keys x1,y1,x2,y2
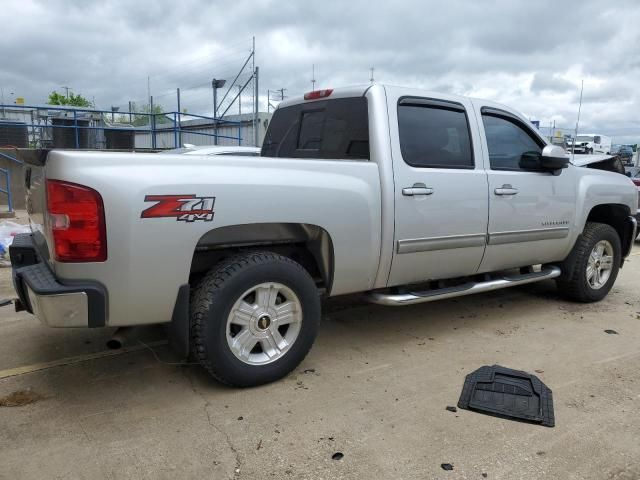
[{"x1": 1, "y1": 244, "x2": 640, "y2": 479}]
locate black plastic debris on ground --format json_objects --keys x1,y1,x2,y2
[
  {"x1": 441, "y1": 463, "x2": 454, "y2": 471},
  {"x1": 604, "y1": 329, "x2": 618, "y2": 335},
  {"x1": 0, "y1": 299, "x2": 12, "y2": 307},
  {"x1": 457, "y1": 365, "x2": 554, "y2": 427}
]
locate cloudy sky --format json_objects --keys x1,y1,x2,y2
[{"x1": 2, "y1": 0, "x2": 639, "y2": 143}]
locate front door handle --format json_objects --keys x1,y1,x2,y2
[
  {"x1": 402, "y1": 183, "x2": 434, "y2": 196},
  {"x1": 494, "y1": 184, "x2": 519, "y2": 196}
]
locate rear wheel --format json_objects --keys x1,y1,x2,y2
[
  {"x1": 190, "y1": 252, "x2": 321, "y2": 387},
  {"x1": 557, "y1": 222, "x2": 621, "y2": 302}
]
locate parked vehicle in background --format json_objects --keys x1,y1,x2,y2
[
  {"x1": 624, "y1": 166, "x2": 640, "y2": 235},
  {"x1": 550, "y1": 136, "x2": 569, "y2": 150},
  {"x1": 160, "y1": 145, "x2": 261, "y2": 156},
  {"x1": 567, "y1": 134, "x2": 612, "y2": 154},
  {"x1": 11, "y1": 84, "x2": 638, "y2": 387},
  {"x1": 613, "y1": 145, "x2": 634, "y2": 163},
  {"x1": 624, "y1": 166, "x2": 640, "y2": 180}
]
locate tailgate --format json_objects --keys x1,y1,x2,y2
[{"x1": 19, "y1": 149, "x2": 51, "y2": 262}]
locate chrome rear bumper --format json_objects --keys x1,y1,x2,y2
[{"x1": 10, "y1": 233, "x2": 106, "y2": 328}]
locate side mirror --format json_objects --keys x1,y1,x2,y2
[
  {"x1": 519, "y1": 146, "x2": 569, "y2": 172},
  {"x1": 519, "y1": 151, "x2": 543, "y2": 170},
  {"x1": 540, "y1": 145, "x2": 569, "y2": 170}
]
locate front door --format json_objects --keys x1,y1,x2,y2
[
  {"x1": 475, "y1": 104, "x2": 576, "y2": 273},
  {"x1": 387, "y1": 93, "x2": 489, "y2": 287}
]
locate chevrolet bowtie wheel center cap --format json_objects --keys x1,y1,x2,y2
[{"x1": 257, "y1": 315, "x2": 271, "y2": 331}]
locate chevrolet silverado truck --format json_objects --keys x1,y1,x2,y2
[{"x1": 10, "y1": 84, "x2": 637, "y2": 387}]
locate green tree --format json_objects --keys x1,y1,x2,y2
[
  {"x1": 130, "y1": 102, "x2": 172, "y2": 126},
  {"x1": 47, "y1": 90, "x2": 93, "y2": 107}
]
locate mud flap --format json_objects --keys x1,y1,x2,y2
[
  {"x1": 167, "y1": 284, "x2": 190, "y2": 359},
  {"x1": 457, "y1": 365, "x2": 554, "y2": 427}
]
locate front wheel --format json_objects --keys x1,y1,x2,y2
[
  {"x1": 190, "y1": 252, "x2": 321, "y2": 387},
  {"x1": 557, "y1": 222, "x2": 621, "y2": 302}
]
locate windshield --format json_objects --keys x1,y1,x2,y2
[{"x1": 576, "y1": 135, "x2": 594, "y2": 142}]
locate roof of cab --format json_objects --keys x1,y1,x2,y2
[
  {"x1": 277, "y1": 83, "x2": 515, "y2": 115},
  {"x1": 274, "y1": 83, "x2": 548, "y2": 147},
  {"x1": 277, "y1": 84, "x2": 373, "y2": 109}
]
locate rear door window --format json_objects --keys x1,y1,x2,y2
[
  {"x1": 397, "y1": 99, "x2": 474, "y2": 169},
  {"x1": 261, "y1": 97, "x2": 369, "y2": 160}
]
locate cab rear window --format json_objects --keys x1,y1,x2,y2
[{"x1": 261, "y1": 97, "x2": 369, "y2": 160}]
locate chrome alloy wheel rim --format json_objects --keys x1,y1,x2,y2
[
  {"x1": 586, "y1": 240, "x2": 614, "y2": 290},
  {"x1": 226, "y1": 282, "x2": 303, "y2": 365}
]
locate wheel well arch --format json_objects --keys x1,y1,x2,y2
[
  {"x1": 189, "y1": 223, "x2": 335, "y2": 294},
  {"x1": 585, "y1": 203, "x2": 632, "y2": 258}
]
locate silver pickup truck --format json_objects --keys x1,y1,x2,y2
[{"x1": 10, "y1": 84, "x2": 637, "y2": 386}]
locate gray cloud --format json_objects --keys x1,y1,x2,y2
[
  {"x1": 1, "y1": 0, "x2": 639, "y2": 143},
  {"x1": 531, "y1": 73, "x2": 575, "y2": 94}
]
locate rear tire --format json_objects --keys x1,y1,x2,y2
[
  {"x1": 557, "y1": 222, "x2": 621, "y2": 302},
  {"x1": 190, "y1": 252, "x2": 321, "y2": 387}
]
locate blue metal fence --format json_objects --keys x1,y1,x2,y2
[
  {"x1": 0, "y1": 151, "x2": 23, "y2": 214},
  {"x1": 0, "y1": 167, "x2": 13, "y2": 213},
  {"x1": 0, "y1": 104, "x2": 243, "y2": 149}
]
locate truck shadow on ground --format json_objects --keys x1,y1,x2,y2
[{"x1": 4, "y1": 278, "x2": 602, "y2": 401}]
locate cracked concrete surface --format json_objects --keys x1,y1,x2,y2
[
  {"x1": 183, "y1": 368, "x2": 242, "y2": 479},
  {"x1": 1, "y1": 244, "x2": 640, "y2": 479}
]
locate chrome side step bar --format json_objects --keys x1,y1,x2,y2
[{"x1": 365, "y1": 266, "x2": 561, "y2": 306}]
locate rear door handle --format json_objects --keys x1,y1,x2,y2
[
  {"x1": 402, "y1": 183, "x2": 434, "y2": 196},
  {"x1": 494, "y1": 184, "x2": 518, "y2": 196}
]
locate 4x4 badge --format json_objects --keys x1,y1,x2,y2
[{"x1": 141, "y1": 195, "x2": 215, "y2": 222}]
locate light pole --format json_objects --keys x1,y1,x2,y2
[
  {"x1": 110, "y1": 106, "x2": 119, "y2": 122},
  {"x1": 212, "y1": 78, "x2": 226, "y2": 145}
]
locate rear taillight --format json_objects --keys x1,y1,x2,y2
[
  {"x1": 46, "y1": 179, "x2": 107, "y2": 262},
  {"x1": 304, "y1": 89, "x2": 333, "y2": 100},
  {"x1": 632, "y1": 179, "x2": 640, "y2": 187}
]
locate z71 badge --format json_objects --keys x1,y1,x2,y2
[{"x1": 141, "y1": 195, "x2": 215, "y2": 222}]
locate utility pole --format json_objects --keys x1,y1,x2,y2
[
  {"x1": 150, "y1": 95, "x2": 156, "y2": 149},
  {"x1": 237, "y1": 85, "x2": 242, "y2": 116},
  {"x1": 252, "y1": 36, "x2": 256, "y2": 147},
  {"x1": 311, "y1": 64, "x2": 316, "y2": 91},
  {"x1": 572, "y1": 79, "x2": 584, "y2": 161},
  {"x1": 212, "y1": 78, "x2": 227, "y2": 145},
  {"x1": 62, "y1": 86, "x2": 71, "y2": 99},
  {"x1": 370, "y1": 67, "x2": 375, "y2": 84},
  {"x1": 128, "y1": 101, "x2": 133, "y2": 123},
  {"x1": 254, "y1": 66, "x2": 259, "y2": 147},
  {"x1": 176, "y1": 88, "x2": 182, "y2": 147}
]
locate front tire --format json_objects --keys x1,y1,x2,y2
[
  {"x1": 557, "y1": 222, "x2": 621, "y2": 302},
  {"x1": 190, "y1": 252, "x2": 321, "y2": 387}
]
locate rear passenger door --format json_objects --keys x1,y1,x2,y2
[{"x1": 387, "y1": 95, "x2": 489, "y2": 286}]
